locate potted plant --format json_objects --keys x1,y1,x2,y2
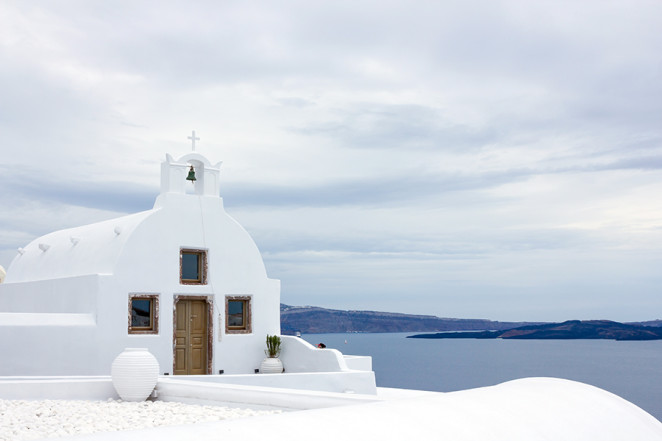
[{"x1": 260, "y1": 334, "x2": 284, "y2": 373}]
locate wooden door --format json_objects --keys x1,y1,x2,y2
[{"x1": 174, "y1": 299, "x2": 208, "y2": 375}]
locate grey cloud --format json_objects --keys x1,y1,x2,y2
[
  {"x1": 0, "y1": 167, "x2": 155, "y2": 215},
  {"x1": 593, "y1": 155, "x2": 662, "y2": 172},
  {"x1": 36, "y1": 180, "x2": 156, "y2": 213},
  {"x1": 40, "y1": 3, "x2": 361, "y2": 88},
  {"x1": 227, "y1": 151, "x2": 662, "y2": 209},
  {"x1": 0, "y1": 68, "x2": 104, "y2": 139},
  {"x1": 274, "y1": 97, "x2": 315, "y2": 108},
  {"x1": 292, "y1": 104, "x2": 500, "y2": 151},
  {"x1": 254, "y1": 226, "x2": 594, "y2": 259},
  {"x1": 222, "y1": 169, "x2": 528, "y2": 208}
]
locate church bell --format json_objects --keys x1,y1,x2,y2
[{"x1": 186, "y1": 166, "x2": 196, "y2": 182}]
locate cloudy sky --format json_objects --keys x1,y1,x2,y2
[{"x1": 1, "y1": 1, "x2": 661, "y2": 322}]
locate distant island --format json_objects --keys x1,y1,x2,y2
[
  {"x1": 408, "y1": 320, "x2": 662, "y2": 341},
  {"x1": 280, "y1": 304, "x2": 662, "y2": 340},
  {"x1": 280, "y1": 304, "x2": 535, "y2": 335}
]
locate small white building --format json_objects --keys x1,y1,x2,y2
[{"x1": 0, "y1": 152, "x2": 347, "y2": 380}]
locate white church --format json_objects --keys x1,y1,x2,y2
[{"x1": 0, "y1": 150, "x2": 369, "y2": 384}]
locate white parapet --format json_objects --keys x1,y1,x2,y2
[
  {"x1": 343, "y1": 355, "x2": 372, "y2": 371},
  {"x1": 169, "y1": 370, "x2": 377, "y2": 395},
  {"x1": 279, "y1": 336, "x2": 350, "y2": 373},
  {"x1": 0, "y1": 376, "x2": 118, "y2": 400},
  {"x1": 156, "y1": 377, "x2": 380, "y2": 410}
]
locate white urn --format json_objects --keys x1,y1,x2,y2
[
  {"x1": 111, "y1": 348, "x2": 159, "y2": 401},
  {"x1": 260, "y1": 357, "x2": 284, "y2": 374}
]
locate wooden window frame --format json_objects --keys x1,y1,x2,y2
[
  {"x1": 180, "y1": 248, "x2": 208, "y2": 285},
  {"x1": 225, "y1": 296, "x2": 252, "y2": 334},
  {"x1": 128, "y1": 294, "x2": 159, "y2": 335}
]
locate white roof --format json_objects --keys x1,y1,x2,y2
[{"x1": 5, "y1": 210, "x2": 155, "y2": 283}]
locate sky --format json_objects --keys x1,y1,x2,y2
[{"x1": 1, "y1": 1, "x2": 661, "y2": 322}]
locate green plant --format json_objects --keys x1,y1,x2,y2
[{"x1": 265, "y1": 334, "x2": 282, "y2": 358}]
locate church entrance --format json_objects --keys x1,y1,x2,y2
[{"x1": 173, "y1": 297, "x2": 211, "y2": 375}]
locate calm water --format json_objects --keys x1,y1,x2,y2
[{"x1": 303, "y1": 332, "x2": 662, "y2": 421}]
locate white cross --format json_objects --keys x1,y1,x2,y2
[{"x1": 188, "y1": 130, "x2": 200, "y2": 151}]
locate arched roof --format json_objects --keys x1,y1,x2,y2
[{"x1": 5, "y1": 210, "x2": 156, "y2": 283}]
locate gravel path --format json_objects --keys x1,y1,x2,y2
[{"x1": 0, "y1": 399, "x2": 281, "y2": 440}]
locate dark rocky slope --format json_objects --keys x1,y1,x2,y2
[
  {"x1": 408, "y1": 320, "x2": 662, "y2": 340},
  {"x1": 280, "y1": 304, "x2": 535, "y2": 335}
]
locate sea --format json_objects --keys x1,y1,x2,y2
[{"x1": 302, "y1": 332, "x2": 662, "y2": 422}]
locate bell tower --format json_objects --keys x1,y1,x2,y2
[{"x1": 160, "y1": 153, "x2": 223, "y2": 197}]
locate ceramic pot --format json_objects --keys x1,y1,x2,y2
[
  {"x1": 260, "y1": 357, "x2": 284, "y2": 374},
  {"x1": 111, "y1": 348, "x2": 159, "y2": 401}
]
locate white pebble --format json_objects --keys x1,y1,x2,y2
[{"x1": 0, "y1": 399, "x2": 280, "y2": 440}]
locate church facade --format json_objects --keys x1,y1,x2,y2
[{"x1": 0, "y1": 152, "x2": 282, "y2": 376}]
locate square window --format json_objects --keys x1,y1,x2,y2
[
  {"x1": 128, "y1": 294, "x2": 159, "y2": 334},
  {"x1": 180, "y1": 249, "x2": 207, "y2": 284},
  {"x1": 225, "y1": 296, "x2": 251, "y2": 334}
]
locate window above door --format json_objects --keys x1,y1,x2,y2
[{"x1": 180, "y1": 248, "x2": 207, "y2": 285}]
